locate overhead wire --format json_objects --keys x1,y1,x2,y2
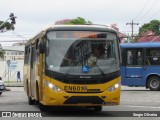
[
  {"x1": 147, "y1": 7, "x2": 160, "y2": 21},
  {"x1": 129, "y1": 0, "x2": 159, "y2": 36},
  {"x1": 137, "y1": 0, "x2": 158, "y2": 22},
  {"x1": 133, "y1": 0, "x2": 151, "y2": 21},
  {"x1": 0, "y1": 33, "x2": 34, "y2": 37},
  {"x1": 0, "y1": 32, "x2": 33, "y2": 46},
  {"x1": 124, "y1": 0, "x2": 151, "y2": 36}
]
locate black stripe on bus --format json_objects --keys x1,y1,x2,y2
[{"x1": 45, "y1": 70, "x2": 120, "y2": 84}]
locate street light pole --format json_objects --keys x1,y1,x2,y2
[
  {"x1": 0, "y1": 13, "x2": 17, "y2": 31},
  {"x1": 7, "y1": 60, "x2": 11, "y2": 86},
  {"x1": 126, "y1": 20, "x2": 139, "y2": 41}
]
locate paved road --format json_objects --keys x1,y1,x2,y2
[{"x1": 0, "y1": 86, "x2": 160, "y2": 120}]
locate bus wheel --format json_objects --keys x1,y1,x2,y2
[
  {"x1": 148, "y1": 76, "x2": 160, "y2": 91},
  {"x1": 94, "y1": 106, "x2": 102, "y2": 112},
  {"x1": 0, "y1": 92, "x2": 2, "y2": 95},
  {"x1": 28, "y1": 96, "x2": 35, "y2": 105}
]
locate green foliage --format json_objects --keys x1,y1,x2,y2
[
  {"x1": 0, "y1": 20, "x2": 13, "y2": 32},
  {"x1": 64, "y1": 17, "x2": 92, "y2": 25},
  {"x1": 0, "y1": 44, "x2": 5, "y2": 58},
  {"x1": 139, "y1": 19, "x2": 160, "y2": 35}
]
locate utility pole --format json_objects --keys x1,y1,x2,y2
[
  {"x1": 126, "y1": 20, "x2": 139, "y2": 41},
  {"x1": 7, "y1": 60, "x2": 11, "y2": 86}
]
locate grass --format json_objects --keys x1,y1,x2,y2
[
  {"x1": 4, "y1": 80, "x2": 24, "y2": 87},
  {"x1": 4, "y1": 81, "x2": 23, "y2": 83}
]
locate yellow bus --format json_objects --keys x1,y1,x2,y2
[{"x1": 24, "y1": 25, "x2": 121, "y2": 111}]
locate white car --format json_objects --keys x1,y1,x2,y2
[{"x1": 0, "y1": 81, "x2": 5, "y2": 95}]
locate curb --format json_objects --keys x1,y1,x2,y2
[{"x1": 5, "y1": 85, "x2": 24, "y2": 87}]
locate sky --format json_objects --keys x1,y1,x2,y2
[{"x1": 0, "y1": 0, "x2": 160, "y2": 46}]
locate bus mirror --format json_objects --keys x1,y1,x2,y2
[
  {"x1": 46, "y1": 47, "x2": 49, "y2": 56},
  {"x1": 39, "y1": 43, "x2": 45, "y2": 53},
  {"x1": 117, "y1": 37, "x2": 120, "y2": 43},
  {"x1": 37, "y1": 50, "x2": 40, "y2": 55}
]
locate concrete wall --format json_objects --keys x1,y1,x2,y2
[{"x1": 0, "y1": 60, "x2": 24, "y2": 82}]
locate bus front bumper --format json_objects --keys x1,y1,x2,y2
[{"x1": 41, "y1": 87, "x2": 120, "y2": 106}]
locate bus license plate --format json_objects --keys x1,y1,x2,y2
[{"x1": 64, "y1": 86, "x2": 87, "y2": 92}]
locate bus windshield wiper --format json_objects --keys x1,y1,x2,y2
[
  {"x1": 64, "y1": 60, "x2": 80, "y2": 77},
  {"x1": 95, "y1": 64, "x2": 105, "y2": 76}
]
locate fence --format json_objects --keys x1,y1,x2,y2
[{"x1": 0, "y1": 60, "x2": 24, "y2": 86}]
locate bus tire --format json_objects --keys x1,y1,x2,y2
[
  {"x1": 148, "y1": 76, "x2": 160, "y2": 91},
  {"x1": 94, "y1": 106, "x2": 102, "y2": 112},
  {"x1": 39, "y1": 102, "x2": 47, "y2": 111},
  {"x1": 28, "y1": 96, "x2": 35, "y2": 105},
  {"x1": 0, "y1": 92, "x2": 2, "y2": 95},
  {"x1": 36, "y1": 82, "x2": 39, "y2": 104}
]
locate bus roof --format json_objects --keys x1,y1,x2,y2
[
  {"x1": 26, "y1": 24, "x2": 117, "y2": 46},
  {"x1": 120, "y1": 42, "x2": 160, "y2": 48},
  {"x1": 46, "y1": 24, "x2": 116, "y2": 32}
]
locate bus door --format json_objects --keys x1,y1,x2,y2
[
  {"x1": 124, "y1": 49, "x2": 144, "y2": 86},
  {"x1": 30, "y1": 44, "x2": 35, "y2": 96}
]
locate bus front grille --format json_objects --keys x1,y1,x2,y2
[{"x1": 64, "y1": 96, "x2": 105, "y2": 104}]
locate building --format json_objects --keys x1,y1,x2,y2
[
  {"x1": 2, "y1": 45, "x2": 24, "y2": 61},
  {"x1": 137, "y1": 31, "x2": 160, "y2": 42},
  {"x1": 0, "y1": 45, "x2": 24, "y2": 82}
]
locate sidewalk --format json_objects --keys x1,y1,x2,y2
[
  {"x1": 121, "y1": 86, "x2": 148, "y2": 91},
  {"x1": 3, "y1": 81, "x2": 148, "y2": 90},
  {"x1": 4, "y1": 81, "x2": 23, "y2": 87},
  {"x1": 6, "y1": 86, "x2": 24, "y2": 91}
]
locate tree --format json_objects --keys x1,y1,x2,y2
[
  {"x1": 65, "y1": 17, "x2": 92, "y2": 25},
  {"x1": 0, "y1": 44, "x2": 5, "y2": 59},
  {"x1": 139, "y1": 20, "x2": 160, "y2": 35},
  {"x1": 55, "y1": 19, "x2": 72, "y2": 25},
  {"x1": 0, "y1": 20, "x2": 14, "y2": 32},
  {"x1": 55, "y1": 17, "x2": 92, "y2": 25}
]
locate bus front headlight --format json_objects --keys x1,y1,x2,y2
[
  {"x1": 107, "y1": 82, "x2": 120, "y2": 92},
  {"x1": 46, "y1": 81, "x2": 62, "y2": 92}
]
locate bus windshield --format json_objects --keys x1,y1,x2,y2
[{"x1": 46, "y1": 31, "x2": 120, "y2": 75}]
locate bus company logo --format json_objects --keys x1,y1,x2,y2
[
  {"x1": 82, "y1": 66, "x2": 89, "y2": 73},
  {"x1": 2, "y1": 112, "x2": 11, "y2": 117},
  {"x1": 1, "y1": 112, "x2": 42, "y2": 117},
  {"x1": 81, "y1": 86, "x2": 87, "y2": 90}
]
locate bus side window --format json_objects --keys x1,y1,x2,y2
[
  {"x1": 36, "y1": 39, "x2": 40, "y2": 63},
  {"x1": 136, "y1": 51, "x2": 143, "y2": 65},
  {"x1": 146, "y1": 48, "x2": 160, "y2": 65},
  {"x1": 126, "y1": 50, "x2": 133, "y2": 65}
]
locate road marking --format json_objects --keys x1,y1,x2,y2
[
  {"x1": 123, "y1": 100, "x2": 160, "y2": 102},
  {"x1": 121, "y1": 105, "x2": 160, "y2": 109}
]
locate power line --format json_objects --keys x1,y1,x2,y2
[
  {"x1": 0, "y1": 33, "x2": 34, "y2": 37},
  {"x1": 137, "y1": 0, "x2": 158, "y2": 22},
  {"x1": 133, "y1": 0, "x2": 150, "y2": 20},
  {"x1": 11, "y1": 32, "x2": 28, "y2": 40},
  {"x1": 147, "y1": 8, "x2": 160, "y2": 21},
  {"x1": 0, "y1": 40, "x2": 27, "y2": 42}
]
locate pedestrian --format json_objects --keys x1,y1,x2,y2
[{"x1": 17, "y1": 71, "x2": 21, "y2": 82}]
